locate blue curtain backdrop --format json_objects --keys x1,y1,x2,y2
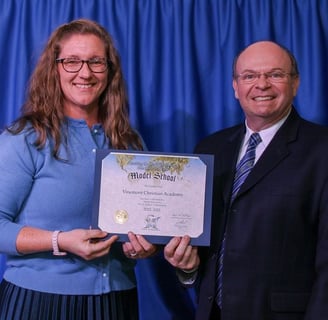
[{"x1": 0, "y1": 0, "x2": 327, "y2": 319}]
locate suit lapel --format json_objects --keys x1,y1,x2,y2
[
  {"x1": 221, "y1": 127, "x2": 245, "y2": 205},
  {"x1": 234, "y1": 108, "x2": 300, "y2": 201}
]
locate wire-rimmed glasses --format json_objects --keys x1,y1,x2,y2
[{"x1": 235, "y1": 70, "x2": 296, "y2": 84}]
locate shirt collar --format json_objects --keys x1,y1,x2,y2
[{"x1": 244, "y1": 109, "x2": 291, "y2": 148}]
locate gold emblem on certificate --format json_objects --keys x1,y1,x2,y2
[{"x1": 115, "y1": 210, "x2": 128, "y2": 224}]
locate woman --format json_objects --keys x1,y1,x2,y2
[{"x1": 0, "y1": 19, "x2": 156, "y2": 320}]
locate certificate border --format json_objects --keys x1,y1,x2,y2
[{"x1": 92, "y1": 149, "x2": 214, "y2": 246}]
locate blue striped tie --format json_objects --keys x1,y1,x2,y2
[{"x1": 216, "y1": 132, "x2": 262, "y2": 309}]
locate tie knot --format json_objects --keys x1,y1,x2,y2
[{"x1": 249, "y1": 132, "x2": 261, "y2": 147}]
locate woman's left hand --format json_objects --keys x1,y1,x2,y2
[{"x1": 122, "y1": 232, "x2": 158, "y2": 259}]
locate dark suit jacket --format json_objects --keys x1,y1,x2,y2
[{"x1": 193, "y1": 107, "x2": 328, "y2": 320}]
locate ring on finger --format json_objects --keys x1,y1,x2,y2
[{"x1": 130, "y1": 251, "x2": 137, "y2": 257}]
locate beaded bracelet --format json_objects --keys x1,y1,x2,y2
[{"x1": 52, "y1": 230, "x2": 67, "y2": 256}]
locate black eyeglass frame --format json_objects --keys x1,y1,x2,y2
[{"x1": 56, "y1": 58, "x2": 110, "y2": 73}]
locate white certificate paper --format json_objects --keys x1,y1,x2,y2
[{"x1": 92, "y1": 150, "x2": 213, "y2": 245}]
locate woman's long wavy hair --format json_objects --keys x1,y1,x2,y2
[{"x1": 8, "y1": 19, "x2": 143, "y2": 158}]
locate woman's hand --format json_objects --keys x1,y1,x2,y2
[
  {"x1": 16, "y1": 226, "x2": 118, "y2": 260},
  {"x1": 164, "y1": 235, "x2": 199, "y2": 271},
  {"x1": 58, "y1": 229, "x2": 118, "y2": 260},
  {"x1": 122, "y1": 232, "x2": 158, "y2": 259}
]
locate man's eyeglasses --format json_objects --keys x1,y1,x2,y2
[
  {"x1": 56, "y1": 58, "x2": 109, "y2": 73},
  {"x1": 235, "y1": 71, "x2": 296, "y2": 84}
]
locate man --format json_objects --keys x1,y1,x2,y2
[{"x1": 164, "y1": 41, "x2": 328, "y2": 319}]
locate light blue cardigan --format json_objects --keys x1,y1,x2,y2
[{"x1": 0, "y1": 118, "x2": 139, "y2": 294}]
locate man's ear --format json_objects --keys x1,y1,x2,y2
[{"x1": 232, "y1": 79, "x2": 239, "y2": 99}]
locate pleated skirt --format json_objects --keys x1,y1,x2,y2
[{"x1": 0, "y1": 280, "x2": 139, "y2": 320}]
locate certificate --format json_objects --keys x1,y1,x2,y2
[{"x1": 92, "y1": 150, "x2": 214, "y2": 246}]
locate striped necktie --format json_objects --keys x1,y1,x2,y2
[{"x1": 216, "y1": 132, "x2": 262, "y2": 309}]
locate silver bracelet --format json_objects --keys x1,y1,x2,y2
[{"x1": 52, "y1": 230, "x2": 67, "y2": 256}]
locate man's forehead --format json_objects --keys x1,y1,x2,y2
[{"x1": 236, "y1": 44, "x2": 290, "y2": 71}]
